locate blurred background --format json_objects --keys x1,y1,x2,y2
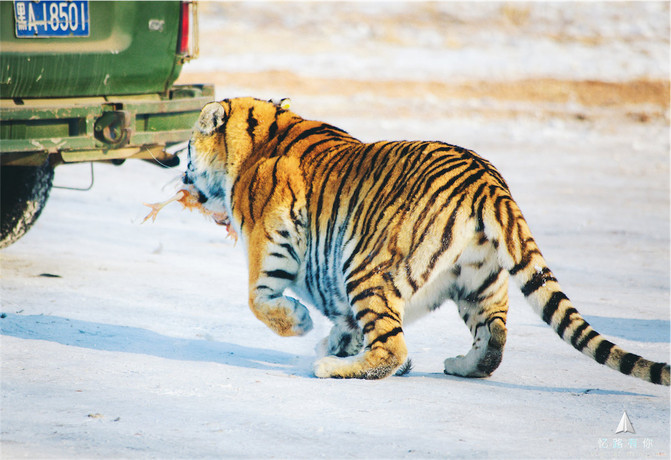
[{"x1": 178, "y1": 1, "x2": 669, "y2": 128}]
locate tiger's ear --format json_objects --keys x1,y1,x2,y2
[
  {"x1": 196, "y1": 102, "x2": 226, "y2": 135},
  {"x1": 269, "y1": 98, "x2": 291, "y2": 110}
]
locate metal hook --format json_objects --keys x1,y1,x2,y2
[{"x1": 53, "y1": 162, "x2": 95, "y2": 192}]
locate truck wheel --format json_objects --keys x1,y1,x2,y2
[{"x1": 0, "y1": 163, "x2": 54, "y2": 249}]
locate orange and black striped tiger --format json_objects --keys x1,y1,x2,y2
[{"x1": 183, "y1": 97, "x2": 669, "y2": 384}]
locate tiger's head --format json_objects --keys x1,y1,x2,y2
[{"x1": 182, "y1": 97, "x2": 293, "y2": 216}]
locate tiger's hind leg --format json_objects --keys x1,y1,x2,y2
[
  {"x1": 314, "y1": 286, "x2": 407, "y2": 379},
  {"x1": 316, "y1": 314, "x2": 364, "y2": 358},
  {"x1": 316, "y1": 314, "x2": 414, "y2": 376},
  {"x1": 444, "y1": 270, "x2": 509, "y2": 378}
]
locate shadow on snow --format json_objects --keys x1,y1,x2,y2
[
  {"x1": 1, "y1": 312, "x2": 665, "y2": 392},
  {"x1": 0, "y1": 312, "x2": 310, "y2": 375},
  {"x1": 422, "y1": 373, "x2": 656, "y2": 397},
  {"x1": 582, "y1": 315, "x2": 670, "y2": 343}
]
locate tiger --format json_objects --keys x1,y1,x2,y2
[{"x1": 181, "y1": 96, "x2": 669, "y2": 385}]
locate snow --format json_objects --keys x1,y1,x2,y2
[
  {"x1": 2, "y1": 2, "x2": 669, "y2": 459},
  {"x1": 190, "y1": 2, "x2": 670, "y2": 82}
]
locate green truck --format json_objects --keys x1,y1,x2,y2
[{"x1": 0, "y1": 0, "x2": 213, "y2": 247}]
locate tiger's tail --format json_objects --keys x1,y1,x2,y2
[{"x1": 482, "y1": 192, "x2": 670, "y2": 386}]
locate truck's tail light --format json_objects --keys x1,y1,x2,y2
[{"x1": 178, "y1": 1, "x2": 199, "y2": 61}]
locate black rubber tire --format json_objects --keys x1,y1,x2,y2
[{"x1": 0, "y1": 163, "x2": 54, "y2": 249}]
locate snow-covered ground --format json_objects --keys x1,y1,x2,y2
[
  {"x1": 190, "y1": 1, "x2": 670, "y2": 82},
  {"x1": 2, "y1": 2, "x2": 669, "y2": 459}
]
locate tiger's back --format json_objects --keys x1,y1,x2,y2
[{"x1": 185, "y1": 97, "x2": 669, "y2": 385}]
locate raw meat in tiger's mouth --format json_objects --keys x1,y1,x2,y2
[{"x1": 142, "y1": 187, "x2": 237, "y2": 241}]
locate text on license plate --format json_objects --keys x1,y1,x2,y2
[{"x1": 14, "y1": 0, "x2": 90, "y2": 38}]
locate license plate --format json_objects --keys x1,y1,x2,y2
[{"x1": 14, "y1": 0, "x2": 90, "y2": 38}]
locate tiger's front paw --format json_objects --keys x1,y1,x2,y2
[
  {"x1": 251, "y1": 295, "x2": 313, "y2": 337},
  {"x1": 260, "y1": 297, "x2": 313, "y2": 337},
  {"x1": 287, "y1": 298, "x2": 313, "y2": 336}
]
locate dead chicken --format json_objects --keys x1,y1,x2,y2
[{"x1": 143, "y1": 188, "x2": 237, "y2": 241}]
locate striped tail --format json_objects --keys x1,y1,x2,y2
[{"x1": 483, "y1": 192, "x2": 670, "y2": 386}]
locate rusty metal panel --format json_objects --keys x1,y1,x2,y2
[{"x1": 0, "y1": 84, "x2": 214, "y2": 163}]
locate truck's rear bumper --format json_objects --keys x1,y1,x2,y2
[{"x1": 0, "y1": 84, "x2": 213, "y2": 166}]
